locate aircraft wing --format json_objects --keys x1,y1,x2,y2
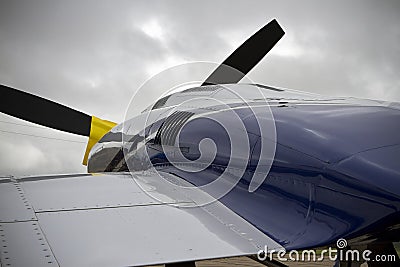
[{"x1": 0, "y1": 172, "x2": 282, "y2": 267}]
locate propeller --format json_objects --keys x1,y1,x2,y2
[
  {"x1": 0, "y1": 19, "x2": 284, "y2": 166},
  {"x1": 1, "y1": 84, "x2": 92, "y2": 136},
  {"x1": 202, "y1": 19, "x2": 284, "y2": 86},
  {"x1": 0, "y1": 84, "x2": 116, "y2": 164}
]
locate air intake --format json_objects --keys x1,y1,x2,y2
[{"x1": 154, "y1": 111, "x2": 194, "y2": 146}]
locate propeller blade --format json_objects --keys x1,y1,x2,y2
[
  {"x1": 202, "y1": 19, "x2": 285, "y2": 86},
  {"x1": 0, "y1": 84, "x2": 117, "y2": 165},
  {"x1": 1, "y1": 84, "x2": 92, "y2": 136}
]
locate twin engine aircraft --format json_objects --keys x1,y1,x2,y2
[{"x1": 1, "y1": 19, "x2": 400, "y2": 267}]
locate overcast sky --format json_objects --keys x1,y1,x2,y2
[{"x1": 0, "y1": 0, "x2": 399, "y2": 176}]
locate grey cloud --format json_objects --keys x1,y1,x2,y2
[{"x1": 0, "y1": 0, "x2": 399, "y2": 176}]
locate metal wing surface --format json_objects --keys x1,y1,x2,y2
[{"x1": 0, "y1": 172, "x2": 282, "y2": 267}]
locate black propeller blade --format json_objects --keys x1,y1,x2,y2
[
  {"x1": 202, "y1": 19, "x2": 285, "y2": 86},
  {"x1": 0, "y1": 84, "x2": 92, "y2": 136}
]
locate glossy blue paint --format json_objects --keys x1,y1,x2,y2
[
  {"x1": 147, "y1": 104, "x2": 400, "y2": 249},
  {"x1": 89, "y1": 88, "x2": 400, "y2": 250}
]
